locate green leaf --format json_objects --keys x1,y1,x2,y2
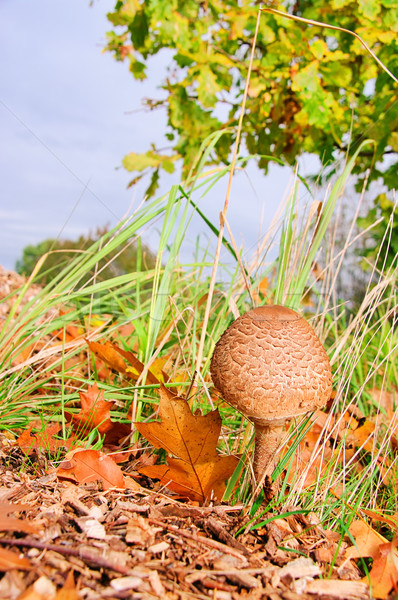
[
  {"x1": 122, "y1": 151, "x2": 162, "y2": 172},
  {"x1": 196, "y1": 65, "x2": 221, "y2": 108},
  {"x1": 105, "y1": 0, "x2": 397, "y2": 200},
  {"x1": 128, "y1": 10, "x2": 148, "y2": 49}
]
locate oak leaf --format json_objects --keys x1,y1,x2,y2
[
  {"x1": 56, "y1": 448, "x2": 125, "y2": 490},
  {"x1": 70, "y1": 383, "x2": 114, "y2": 436},
  {"x1": 346, "y1": 519, "x2": 398, "y2": 598},
  {"x1": 136, "y1": 385, "x2": 239, "y2": 503},
  {"x1": 17, "y1": 423, "x2": 75, "y2": 455},
  {"x1": 68, "y1": 383, "x2": 131, "y2": 445}
]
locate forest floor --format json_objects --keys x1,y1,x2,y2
[{"x1": 0, "y1": 460, "x2": 368, "y2": 600}]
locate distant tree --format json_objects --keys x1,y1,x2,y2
[
  {"x1": 105, "y1": 0, "x2": 397, "y2": 199},
  {"x1": 16, "y1": 228, "x2": 156, "y2": 286}
]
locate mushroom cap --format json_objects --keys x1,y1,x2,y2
[{"x1": 210, "y1": 305, "x2": 332, "y2": 425}]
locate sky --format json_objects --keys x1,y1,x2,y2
[{"x1": 0, "y1": 0, "x2": 303, "y2": 271}]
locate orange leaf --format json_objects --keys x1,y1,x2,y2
[
  {"x1": 56, "y1": 448, "x2": 125, "y2": 490},
  {"x1": 87, "y1": 340, "x2": 160, "y2": 385},
  {"x1": 0, "y1": 547, "x2": 32, "y2": 571},
  {"x1": 17, "y1": 423, "x2": 75, "y2": 455},
  {"x1": 361, "y1": 509, "x2": 398, "y2": 532},
  {"x1": 368, "y1": 541, "x2": 398, "y2": 599},
  {"x1": 346, "y1": 519, "x2": 386, "y2": 559},
  {"x1": 137, "y1": 385, "x2": 239, "y2": 503},
  {"x1": 346, "y1": 520, "x2": 398, "y2": 598},
  {"x1": 70, "y1": 383, "x2": 114, "y2": 436},
  {"x1": 346, "y1": 421, "x2": 375, "y2": 453},
  {"x1": 113, "y1": 344, "x2": 160, "y2": 385},
  {"x1": 0, "y1": 502, "x2": 38, "y2": 534},
  {"x1": 87, "y1": 340, "x2": 128, "y2": 376},
  {"x1": 56, "y1": 571, "x2": 78, "y2": 600}
]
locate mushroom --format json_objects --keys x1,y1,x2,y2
[{"x1": 210, "y1": 305, "x2": 332, "y2": 482}]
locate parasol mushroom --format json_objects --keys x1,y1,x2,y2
[{"x1": 210, "y1": 305, "x2": 332, "y2": 482}]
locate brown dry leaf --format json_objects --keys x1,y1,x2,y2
[
  {"x1": 53, "y1": 310, "x2": 84, "y2": 343},
  {"x1": 115, "y1": 322, "x2": 135, "y2": 339},
  {"x1": 16, "y1": 423, "x2": 75, "y2": 456},
  {"x1": 56, "y1": 448, "x2": 125, "y2": 490},
  {"x1": 0, "y1": 547, "x2": 32, "y2": 571},
  {"x1": 0, "y1": 502, "x2": 38, "y2": 534},
  {"x1": 368, "y1": 541, "x2": 398, "y2": 599},
  {"x1": 55, "y1": 571, "x2": 78, "y2": 600},
  {"x1": 88, "y1": 339, "x2": 160, "y2": 385},
  {"x1": 137, "y1": 384, "x2": 239, "y2": 503},
  {"x1": 114, "y1": 344, "x2": 160, "y2": 385},
  {"x1": 346, "y1": 519, "x2": 386, "y2": 559},
  {"x1": 87, "y1": 340, "x2": 128, "y2": 376},
  {"x1": 69, "y1": 383, "x2": 114, "y2": 436},
  {"x1": 148, "y1": 356, "x2": 169, "y2": 382},
  {"x1": 11, "y1": 342, "x2": 35, "y2": 366},
  {"x1": 346, "y1": 520, "x2": 398, "y2": 598},
  {"x1": 369, "y1": 387, "x2": 397, "y2": 420},
  {"x1": 361, "y1": 508, "x2": 398, "y2": 532},
  {"x1": 346, "y1": 421, "x2": 375, "y2": 453}
]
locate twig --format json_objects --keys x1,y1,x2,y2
[
  {"x1": 205, "y1": 516, "x2": 250, "y2": 555},
  {"x1": 149, "y1": 519, "x2": 249, "y2": 561},
  {"x1": 0, "y1": 537, "x2": 130, "y2": 575}
]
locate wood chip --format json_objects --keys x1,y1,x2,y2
[
  {"x1": 305, "y1": 579, "x2": 370, "y2": 599},
  {"x1": 279, "y1": 556, "x2": 321, "y2": 580},
  {"x1": 76, "y1": 518, "x2": 106, "y2": 539},
  {"x1": 148, "y1": 541, "x2": 169, "y2": 554},
  {"x1": 110, "y1": 576, "x2": 143, "y2": 591}
]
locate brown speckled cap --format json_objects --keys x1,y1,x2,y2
[{"x1": 210, "y1": 305, "x2": 332, "y2": 424}]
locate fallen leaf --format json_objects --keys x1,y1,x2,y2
[
  {"x1": 361, "y1": 508, "x2": 398, "y2": 532},
  {"x1": 346, "y1": 519, "x2": 386, "y2": 559},
  {"x1": 114, "y1": 344, "x2": 160, "y2": 385},
  {"x1": 53, "y1": 311, "x2": 84, "y2": 343},
  {"x1": 56, "y1": 571, "x2": 78, "y2": 600},
  {"x1": 346, "y1": 519, "x2": 398, "y2": 598},
  {"x1": 87, "y1": 340, "x2": 128, "y2": 376},
  {"x1": 56, "y1": 448, "x2": 125, "y2": 490},
  {"x1": 137, "y1": 384, "x2": 239, "y2": 502},
  {"x1": 346, "y1": 421, "x2": 375, "y2": 453},
  {"x1": 369, "y1": 387, "x2": 397, "y2": 420},
  {"x1": 17, "y1": 423, "x2": 74, "y2": 455},
  {"x1": 69, "y1": 383, "x2": 114, "y2": 436},
  {"x1": 368, "y1": 541, "x2": 398, "y2": 599},
  {"x1": 0, "y1": 502, "x2": 38, "y2": 534},
  {"x1": 0, "y1": 547, "x2": 31, "y2": 571},
  {"x1": 88, "y1": 340, "x2": 160, "y2": 385}
]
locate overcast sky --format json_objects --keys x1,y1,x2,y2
[{"x1": 1, "y1": 0, "x2": 300, "y2": 271}]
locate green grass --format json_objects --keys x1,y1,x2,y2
[{"x1": 0, "y1": 140, "x2": 396, "y2": 548}]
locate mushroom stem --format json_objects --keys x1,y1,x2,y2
[{"x1": 253, "y1": 422, "x2": 285, "y2": 482}]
